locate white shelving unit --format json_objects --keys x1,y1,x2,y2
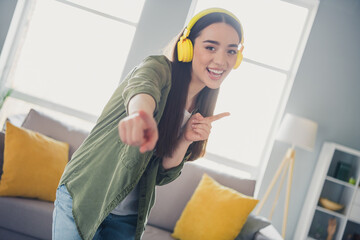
[{"x1": 295, "y1": 142, "x2": 360, "y2": 240}]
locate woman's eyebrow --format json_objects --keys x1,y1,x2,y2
[
  {"x1": 228, "y1": 43, "x2": 239, "y2": 48},
  {"x1": 203, "y1": 40, "x2": 238, "y2": 48},
  {"x1": 203, "y1": 40, "x2": 220, "y2": 45}
]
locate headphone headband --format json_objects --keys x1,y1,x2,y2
[{"x1": 184, "y1": 8, "x2": 244, "y2": 45}]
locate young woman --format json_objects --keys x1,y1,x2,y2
[{"x1": 52, "y1": 8, "x2": 244, "y2": 240}]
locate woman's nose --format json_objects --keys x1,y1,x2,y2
[{"x1": 213, "y1": 51, "x2": 227, "y2": 67}]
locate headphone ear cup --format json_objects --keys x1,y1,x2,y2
[
  {"x1": 177, "y1": 38, "x2": 193, "y2": 62},
  {"x1": 233, "y1": 51, "x2": 243, "y2": 69}
]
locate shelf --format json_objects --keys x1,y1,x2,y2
[
  {"x1": 327, "y1": 149, "x2": 360, "y2": 184},
  {"x1": 308, "y1": 209, "x2": 344, "y2": 240},
  {"x1": 325, "y1": 176, "x2": 357, "y2": 189},
  {"x1": 343, "y1": 221, "x2": 360, "y2": 239},
  {"x1": 316, "y1": 206, "x2": 346, "y2": 219},
  {"x1": 348, "y1": 217, "x2": 360, "y2": 225},
  {"x1": 296, "y1": 142, "x2": 360, "y2": 240},
  {"x1": 349, "y1": 203, "x2": 360, "y2": 224},
  {"x1": 319, "y1": 180, "x2": 354, "y2": 216}
]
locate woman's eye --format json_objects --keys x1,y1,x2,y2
[
  {"x1": 205, "y1": 46, "x2": 215, "y2": 51},
  {"x1": 228, "y1": 49, "x2": 237, "y2": 55}
]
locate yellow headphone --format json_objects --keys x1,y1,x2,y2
[{"x1": 177, "y1": 8, "x2": 244, "y2": 69}]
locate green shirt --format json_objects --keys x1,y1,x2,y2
[{"x1": 59, "y1": 55, "x2": 190, "y2": 240}]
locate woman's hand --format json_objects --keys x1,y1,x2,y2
[
  {"x1": 118, "y1": 110, "x2": 158, "y2": 153},
  {"x1": 182, "y1": 112, "x2": 230, "y2": 143}
]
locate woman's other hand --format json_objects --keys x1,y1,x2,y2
[
  {"x1": 118, "y1": 110, "x2": 158, "y2": 153},
  {"x1": 182, "y1": 112, "x2": 230, "y2": 143}
]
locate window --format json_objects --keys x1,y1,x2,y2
[
  {"x1": 0, "y1": 0, "x2": 319, "y2": 180},
  {"x1": 193, "y1": 0, "x2": 319, "y2": 178},
  {"x1": 0, "y1": 0, "x2": 145, "y2": 127}
]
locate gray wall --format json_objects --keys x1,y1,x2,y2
[
  {"x1": 257, "y1": 0, "x2": 360, "y2": 238},
  {"x1": 0, "y1": 0, "x2": 17, "y2": 54}
]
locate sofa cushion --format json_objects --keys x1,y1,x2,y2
[
  {"x1": 21, "y1": 109, "x2": 89, "y2": 159},
  {"x1": 0, "y1": 228, "x2": 40, "y2": 240},
  {"x1": 236, "y1": 214, "x2": 271, "y2": 240},
  {"x1": 0, "y1": 122, "x2": 69, "y2": 202},
  {"x1": 2, "y1": 113, "x2": 27, "y2": 130},
  {"x1": 143, "y1": 225, "x2": 174, "y2": 240},
  {"x1": 0, "y1": 196, "x2": 53, "y2": 240},
  {"x1": 148, "y1": 161, "x2": 256, "y2": 232},
  {"x1": 171, "y1": 174, "x2": 258, "y2": 240}
]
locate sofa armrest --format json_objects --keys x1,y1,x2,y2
[{"x1": 254, "y1": 225, "x2": 283, "y2": 240}]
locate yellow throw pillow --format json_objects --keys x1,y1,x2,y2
[
  {"x1": 0, "y1": 122, "x2": 69, "y2": 202},
  {"x1": 172, "y1": 173, "x2": 259, "y2": 240}
]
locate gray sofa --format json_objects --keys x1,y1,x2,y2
[{"x1": 0, "y1": 109, "x2": 282, "y2": 240}]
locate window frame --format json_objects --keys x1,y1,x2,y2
[{"x1": 0, "y1": 0, "x2": 143, "y2": 124}]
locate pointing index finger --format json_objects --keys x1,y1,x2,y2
[{"x1": 207, "y1": 112, "x2": 230, "y2": 122}]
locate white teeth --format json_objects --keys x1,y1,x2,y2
[{"x1": 208, "y1": 68, "x2": 224, "y2": 74}]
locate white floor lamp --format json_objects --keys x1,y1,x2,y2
[{"x1": 255, "y1": 113, "x2": 318, "y2": 238}]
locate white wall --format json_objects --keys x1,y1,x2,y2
[{"x1": 257, "y1": 0, "x2": 360, "y2": 238}]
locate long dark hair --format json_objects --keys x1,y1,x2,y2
[{"x1": 156, "y1": 12, "x2": 242, "y2": 161}]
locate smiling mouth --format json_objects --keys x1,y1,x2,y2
[{"x1": 207, "y1": 68, "x2": 224, "y2": 79}]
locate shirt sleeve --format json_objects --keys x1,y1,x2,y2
[
  {"x1": 155, "y1": 150, "x2": 192, "y2": 186},
  {"x1": 122, "y1": 56, "x2": 171, "y2": 116}
]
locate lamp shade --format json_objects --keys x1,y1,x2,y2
[{"x1": 276, "y1": 113, "x2": 318, "y2": 151}]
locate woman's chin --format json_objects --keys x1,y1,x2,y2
[{"x1": 205, "y1": 82, "x2": 222, "y2": 89}]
